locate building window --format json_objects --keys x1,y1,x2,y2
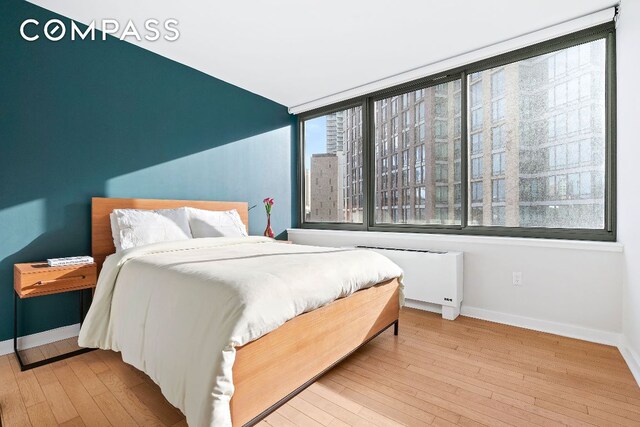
[
  {"x1": 492, "y1": 179, "x2": 506, "y2": 202},
  {"x1": 471, "y1": 157, "x2": 483, "y2": 179},
  {"x1": 491, "y1": 98, "x2": 506, "y2": 122},
  {"x1": 492, "y1": 206, "x2": 506, "y2": 226},
  {"x1": 435, "y1": 142, "x2": 448, "y2": 160},
  {"x1": 435, "y1": 120, "x2": 448, "y2": 139},
  {"x1": 470, "y1": 82, "x2": 482, "y2": 107},
  {"x1": 470, "y1": 207, "x2": 483, "y2": 225},
  {"x1": 300, "y1": 29, "x2": 613, "y2": 240},
  {"x1": 492, "y1": 125, "x2": 506, "y2": 150},
  {"x1": 491, "y1": 69, "x2": 505, "y2": 97},
  {"x1": 436, "y1": 186, "x2": 449, "y2": 203},
  {"x1": 492, "y1": 152, "x2": 506, "y2": 176},
  {"x1": 470, "y1": 133, "x2": 483, "y2": 154},
  {"x1": 436, "y1": 163, "x2": 448, "y2": 182},
  {"x1": 372, "y1": 81, "x2": 461, "y2": 225},
  {"x1": 436, "y1": 207, "x2": 449, "y2": 223},
  {"x1": 471, "y1": 182, "x2": 483, "y2": 203}
]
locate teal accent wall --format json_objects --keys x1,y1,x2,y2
[{"x1": 0, "y1": 0, "x2": 297, "y2": 341}]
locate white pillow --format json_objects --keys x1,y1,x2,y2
[
  {"x1": 110, "y1": 212, "x2": 123, "y2": 252},
  {"x1": 187, "y1": 208, "x2": 248, "y2": 238},
  {"x1": 112, "y1": 208, "x2": 193, "y2": 251}
]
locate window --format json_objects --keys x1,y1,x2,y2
[
  {"x1": 436, "y1": 207, "x2": 449, "y2": 223},
  {"x1": 414, "y1": 144, "x2": 425, "y2": 184},
  {"x1": 435, "y1": 120, "x2": 448, "y2": 138},
  {"x1": 471, "y1": 157, "x2": 483, "y2": 179},
  {"x1": 415, "y1": 186, "x2": 426, "y2": 220},
  {"x1": 303, "y1": 107, "x2": 363, "y2": 223},
  {"x1": 491, "y1": 98, "x2": 505, "y2": 122},
  {"x1": 471, "y1": 109, "x2": 483, "y2": 130},
  {"x1": 492, "y1": 125, "x2": 506, "y2": 150},
  {"x1": 436, "y1": 163, "x2": 448, "y2": 182},
  {"x1": 466, "y1": 37, "x2": 606, "y2": 229},
  {"x1": 391, "y1": 97, "x2": 398, "y2": 116},
  {"x1": 470, "y1": 83, "x2": 482, "y2": 107},
  {"x1": 492, "y1": 179, "x2": 506, "y2": 202},
  {"x1": 436, "y1": 186, "x2": 448, "y2": 203},
  {"x1": 300, "y1": 28, "x2": 614, "y2": 241},
  {"x1": 435, "y1": 98, "x2": 447, "y2": 117},
  {"x1": 491, "y1": 70, "x2": 505, "y2": 97},
  {"x1": 470, "y1": 133, "x2": 483, "y2": 154},
  {"x1": 492, "y1": 152, "x2": 505, "y2": 176},
  {"x1": 415, "y1": 102, "x2": 425, "y2": 123},
  {"x1": 492, "y1": 206, "x2": 506, "y2": 226},
  {"x1": 435, "y1": 142, "x2": 448, "y2": 160},
  {"x1": 374, "y1": 81, "x2": 462, "y2": 225},
  {"x1": 471, "y1": 182, "x2": 483, "y2": 203}
]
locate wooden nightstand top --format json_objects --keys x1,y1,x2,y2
[
  {"x1": 14, "y1": 262, "x2": 97, "y2": 298},
  {"x1": 14, "y1": 262, "x2": 96, "y2": 274}
]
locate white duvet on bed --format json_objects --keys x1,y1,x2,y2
[{"x1": 79, "y1": 237, "x2": 403, "y2": 426}]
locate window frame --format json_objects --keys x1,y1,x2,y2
[{"x1": 297, "y1": 22, "x2": 616, "y2": 241}]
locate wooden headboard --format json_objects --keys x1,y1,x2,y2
[{"x1": 92, "y1": 197, "x2": 249, "y2": 271}]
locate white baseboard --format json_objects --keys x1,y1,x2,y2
[
  {"x1": 0, "y1": 323, "x2": 80, "y2": 356},
  {"x1": 619, "y1": 337, "x2": 640, "y2": 386},
  {"x1": 459, "y1": 306, "x2": 621, "y2": 346}
]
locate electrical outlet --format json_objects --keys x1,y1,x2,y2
[{"x1": 512, "y1": 272, "x2": 523, "y2": 286}]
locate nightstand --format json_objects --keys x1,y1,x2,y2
[{"x1": 13, "y1": 262, "x2": 97, "y2": 371}]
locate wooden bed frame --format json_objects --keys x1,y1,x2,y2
[{"x1": 91, "y1": 197, "x2": 400, "y2": 426}]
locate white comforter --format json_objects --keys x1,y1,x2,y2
[{"x1": 79, "y1": 237, "x2": 403, "y2": 426}]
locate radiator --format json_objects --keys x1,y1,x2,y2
[{"x1": 357, "y1": 246, "x2": 463, "y2": 320}]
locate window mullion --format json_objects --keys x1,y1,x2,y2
[
  {"x1": 460, "y1": 71, "x2": 469, "y2": 230},
  {"x1": 362, "y1": 97, "x2": 370, "y2": 230}
]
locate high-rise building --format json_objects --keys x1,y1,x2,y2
[
  {"x1": 308, "y1": 153, "x2": 342, "y2": 222},
  {"x1": 326, "y1": 111, "x2": 345, "y2": 154}
]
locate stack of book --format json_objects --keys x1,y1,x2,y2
[{"x1": 47, "y1": 256, "x2": 94, "y2": 267}]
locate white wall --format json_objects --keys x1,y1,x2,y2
[
  {"x1": 289, "y1": 229, "x2": 623, "y2": 345},
  {"x1": 618, "y1": 0, "x2": 640, "y2": 382}
]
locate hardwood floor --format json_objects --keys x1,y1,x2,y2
[{"x1": 1, "y1": 308, "x2": 639, "y2": 426}]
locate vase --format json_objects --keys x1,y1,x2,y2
[{"x1": 264, "y1": 214, "x2": 274, "y2": 238}]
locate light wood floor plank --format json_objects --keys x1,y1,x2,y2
[
  {"x1": 92, "y1": 391, "x2": 139, "y2": 426},
  {"x1": 26, "y1": 401, "x2": 58, "y2": 426},
  {"x1": 50, "y1": 363, "x2": 110, "y2": 427},
  {"x1": 40, "y1": 381, "x2": 78, "y2": 424}
]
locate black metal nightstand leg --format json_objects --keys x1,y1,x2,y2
[
  {"x1": 13, "y1": 289, "x2": 94, "y2": 371},
  {"x1": 14, "y1": 291, "x2": 19, "y2": 356},
  {"x1": 393, "y1": 320, "x2": 399, "y2": 336}
]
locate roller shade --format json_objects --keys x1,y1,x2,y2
[{"x1": 289, "y1": 6, "x2": 616, "y2": 115}]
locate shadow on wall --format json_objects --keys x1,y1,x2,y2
[{"x1": 0, "y1": 0, "x2": 297, "y2": 341}]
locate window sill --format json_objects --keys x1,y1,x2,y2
[{"x1": 287, "y1": 228, "x2": 624, "y2": 253}]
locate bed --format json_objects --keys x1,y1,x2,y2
[{"x1": 83, "y1": 197, "x2": 403, "y2": 426}]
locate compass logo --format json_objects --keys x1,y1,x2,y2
[{"x1": 20, "y1": 18, "x2": 180, "y2": 42}]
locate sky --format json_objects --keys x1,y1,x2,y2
[{"x1": 304, "y1": 115, "x2": 327, "y2": 168}]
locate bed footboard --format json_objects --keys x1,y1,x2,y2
[{"x1": 231, "y1": 278, "x2": 401, "y2": 426}]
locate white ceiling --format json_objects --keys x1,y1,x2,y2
[{"x1": 28, "y1": 0, "x2": 615, "y2": 109}]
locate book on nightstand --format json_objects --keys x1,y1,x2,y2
[{"x1": 47, "y1": 255, "x2": 94, "y2": 267}]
